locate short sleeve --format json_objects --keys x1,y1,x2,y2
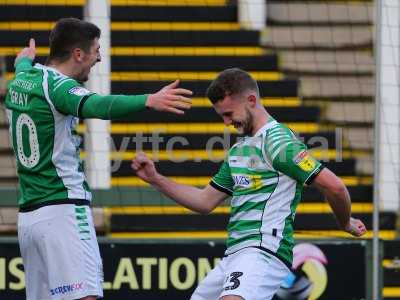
[
  {"x1": 50, "y1": 79, "x2": 95, "y2": 116},
  {"x1": 264, "y1": 125, "x2": 323, "y2": 185},
  {"x1": 210, "y1": 159, "x2": 234, "y2": 195}
]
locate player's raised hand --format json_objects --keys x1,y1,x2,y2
[
  {"x1": 145, "y1": 79, "x2": 192, "y2": 114},
  {"x1": 15, "y1": 38, "x2": 36, "y2": 66},
  {"x1": 131, "y1": 152, "x2": 159, "y2": 184},
  {"x1": 344, "y1": 217, "x2": 367, "y2": 237}
]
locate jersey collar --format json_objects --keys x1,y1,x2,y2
[
  {"x1": 253, "y1": 116, "x2": 278, "y2": 137},
  {"x1": 34, "y1": 63, "x2": 69, "y2": 78}
]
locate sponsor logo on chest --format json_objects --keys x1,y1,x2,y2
[{"x1": 232, "y1": 175, "x2": 251, "y2": 187}]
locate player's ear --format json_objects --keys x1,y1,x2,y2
[
  {"x1": 247, "y1": 94, "x2": 257, "y2": 107},
  {"x1": 72, "y1": 48, "x2": 83, "y2": 62}
]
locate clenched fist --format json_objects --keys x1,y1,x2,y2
[
  {"x1": 344, "y1": 217, "x2": 367, "y2": 237},
  {"x1": 131, "y1": 152, "x2": 159, "y2": 184}
]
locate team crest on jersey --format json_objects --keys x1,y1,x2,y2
[
  {"x1": 247, "y1": 156, "x2": 260, "y2": 169},
  {"x1": 68, "y1": 87, "x2": 91, "y2": 96},
  {"x1": 293, "y1": 150, "x2": 316, "y2": 172}
]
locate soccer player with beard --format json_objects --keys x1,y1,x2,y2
[
  {"x1": 132, "y1": 68, "x2": 367, "y2": 300},
  {"x1": 6, "y1": 18, "x2": 192, "y2": 300}
]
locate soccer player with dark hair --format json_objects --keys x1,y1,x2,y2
[
  {"x1": 6, "y1": 17, "x2": 192, "y2": 300},
  {"x1": 132, "y1": 68, "x2": 366, "y2": 300}
]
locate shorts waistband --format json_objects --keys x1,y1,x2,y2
[
  {"x1": 224, "y1": 246, "x2": 292, "y2": 270},
  {"x1": 19, "y1": 199, "x2": 90, "y2": 213},
  {"x1": 255, "y1": 246, "x2": 292, "y2": 270}
]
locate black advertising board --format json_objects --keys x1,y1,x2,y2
[{"x1": 0, "y1": 239, "x2": 369, "y2": 299}]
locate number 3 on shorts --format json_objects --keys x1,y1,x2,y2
[{"x1": 224, "y1": 272, "x2": 244, "y2": 291}]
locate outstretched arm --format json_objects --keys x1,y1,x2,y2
[
  {"x1": 131, "y1": 152, "x2": 229, "y2": 214},
  {"x1": 311, "y1": 168, "x2": 367, "y2": 237},
  {"x1": 54, "y1": 79, "x2": 192, "y2": 119},
  {"x1": 81, "y1": 79, "x2": 192, "y2": 119}
]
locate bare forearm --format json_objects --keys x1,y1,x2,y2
[
  {"x1": 324, "y1": 185, "x2": 351, "y2": 229},
  {"x1": 132, "y1": 152, "x2": 225, "y2": 214},
  {"x1": 312, "y1": 168, "x2": 352, "y2": 229},
  {"x1": 151, "y1": 174, "x2": 212, "y2": 214},
  {"x1": 312, "y1": 169, "x2": 366, "y2": 237}
]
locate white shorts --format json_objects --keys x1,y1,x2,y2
[
  {"x1": 18, "y1": 204, "x2": 103, "y2": 300},
  {"x1": 191, "y1": 247, "x2": 290, "y2": 300}
]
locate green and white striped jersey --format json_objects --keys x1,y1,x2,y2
[
  {"x1": 210, "y1": 117, "x2": 323, "y2": 266},
  {"x1": 5, "y1": 59, "x2": 93, "y2": 208}
]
